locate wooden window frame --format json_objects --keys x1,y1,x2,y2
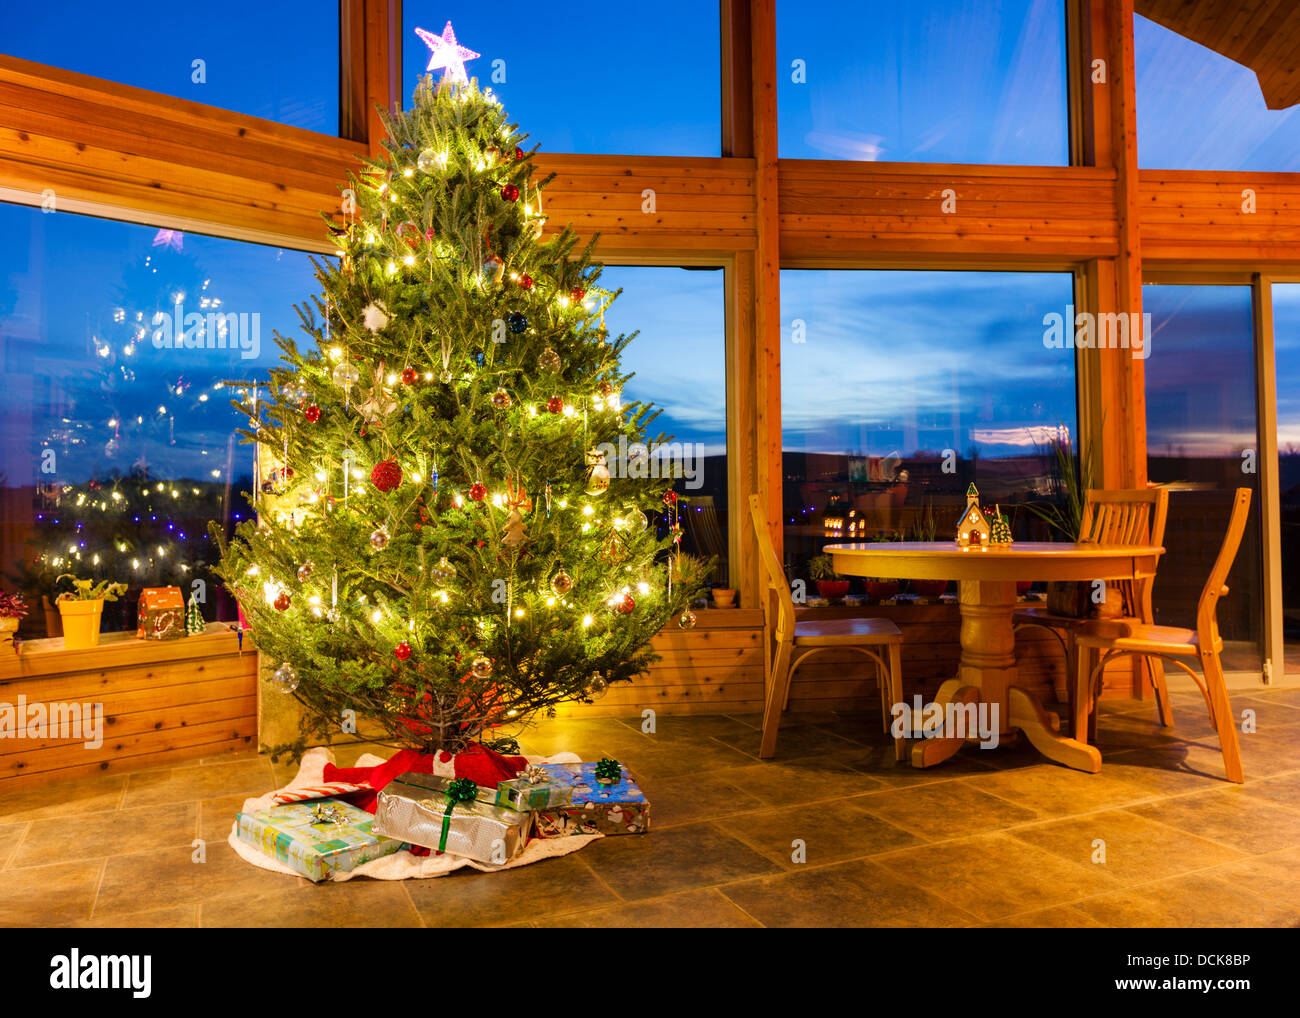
[{"x1": 0, "y1": 0, "x2": 1294, "y2": 671}]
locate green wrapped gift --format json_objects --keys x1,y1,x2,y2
[
  {"x1": 236, "y1": 798, "x2": 403, "y2": 882},
  {"x1": 495, "y1": 765, "x2": 573, "y2": 811}
]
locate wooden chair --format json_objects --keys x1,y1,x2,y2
[
  {"x1": 1013, "y1": 487, "x2": 1170, "y2": 732},
  {"x1": 748, "y1": 494, "x2": 905, "y2": 760},
  {"x1": 1074, "y1": 487, "x2": 1252, "y2": 783}
]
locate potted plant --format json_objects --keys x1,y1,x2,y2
[
  {"x1": 1023, "y1": 430, "x2": 1095, "y2": 617},
  {"x1": 808, "y1": 555, "x2": 850, "y2": 601},
  {"x1": 54, "y1": 574, "x2": 128, "y2": 650},
  {"x1": 908, "y1": 500, "x2": 949, "y2": 597},
  {"x1": 710, "y1": 584, "x2": 737, "y2": 608},
  {"x1": 0, "y1": 591, "x2": 28, "y2": 646}
]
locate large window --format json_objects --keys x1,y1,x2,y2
[
  {"x1": 780, "y1": 269, "x2": 1077, "y2": 585},
  {"x1": 0, "y1": 203, "x2": 320, "y2": 636},
  {"x1": 1143, "y1": 284, "x2": 1264, "y2": 671},
  {"x1": 1271, "y1": 283, "x2": 1300, "y2": 657},
  {"x1": 1135, "y1": 14, "x2": 1300, "y2": 171},
  {"x1": 599, "y1": 266, "x2": 728, "y2": 584},
  {"x1": 1, "y1": 3, "x2": 339, "y2": 134},
  {"x1": 400, "y1": 4, "x2": 721, "y2": 155},
  {"x1": 777, "y1": 0, "x2": 1068, "y2": 164}
]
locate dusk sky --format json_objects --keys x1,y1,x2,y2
[{"x1": 1, "y1": 2, "x2": 1296, "y2": 491}]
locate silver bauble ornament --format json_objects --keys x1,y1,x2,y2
[
  {"x1": 332, "y1": 361, "x2": 361, "y2": 387},
  {"x1": 370, "y1": 525, "x2": 390, "y2": 550},
  {"x1": 271, "y1": 661, "x2": 299, "y2": 693},
  {"x1": 471, "y1": 655, "x2": 493, "y2": 679},
  {"x1": 297, "y1": 561, "x2": 314, "y2": 583},
  {"x1": 678, "y1": 610, "x2": 698, "y2": 631}
]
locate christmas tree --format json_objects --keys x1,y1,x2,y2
[{"x1": 212, "y1": 69, "x2": 705, "y2": 755}]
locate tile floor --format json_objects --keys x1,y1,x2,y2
[{"x1": 2, "y1": 688, "x2": 1299, "y2": 928}]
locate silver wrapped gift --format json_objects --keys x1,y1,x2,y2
[{"x1": 373, "y1": 772, "x2": 531, "y2": 864}]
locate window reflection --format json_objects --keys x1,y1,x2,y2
[
  {"x1": 1, "y1": 3, "x2": 339, "y2": 134},
  {"x1": 777, "y1": 0, "x2": 1068, "y2": 164},
  {"x1": 0, "y1": 203, "x2": 319, "y2": 636},
  {"x1": 599, "y1": 266, "x2": 728, "y2": 585},
  {"x1": 1270, "y1": 283, "x2": 1300, "y2": 657},
  {"x1": 1136, "y1": 14, "x2": 1300, "y2": 171},
  {"x1": 780, "y1": 269, "x2": 1077, "y2": 589},
  {"x1": 1143, "y1": 284, "x2": 1264, "y2": 670}
]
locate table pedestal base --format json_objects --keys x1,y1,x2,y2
[{"x1": 909, "y1": 580, "x2": 1101, "y2": 774}]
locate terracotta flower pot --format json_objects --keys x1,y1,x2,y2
[
  {"x1": 57, "y1": 599, "x2": 104, "y2": 650},
  {"x1": 711, "y1": 587, "x2": 737, "y2": 609},
  {"x1": 815, "y1": 579, "x2": 850, "y2": 600},
  {"x1": 865, "y1": 580, "x2": 900, "y2": 600}
]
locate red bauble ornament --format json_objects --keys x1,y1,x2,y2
[
  {"x1": 469, "y1": 482, "x2": 487, "y2": 502},
  {"x1": 518, "y1": 273, "x2": 534, "y2": 291},
  {"x1": 304, "y1": 404, "x2": 321, "y2": 423},
  {"x1": 514, "y1": 146, "x2": 524, "y2": 160},
  {"x1": 546, "y1": 396, "x2": 564, "y2": 414},
  {"x1": 273, "y1": 592, "x2": 291, "y2": 611},
  {"x1": 570, "y1": 286, "x2": 586, "y2": 301},
  {"x1": 662, "y1": 490, "x2": 679, "y2": 505},
  {"x1": 616, "y1": 593, "x2": 635, "y2": 615},
  {"x1": 501, "y1": 183, "x2": 520, "y2": 202},
  {"x1": 400, "y1": 367, "x2": 419, "y2": 385},
  {"x1": 394, "y1": 641, "x2": 412, "y2": 661},
  {"x1": 371, "y1": 460, "x2": 403, "y2": 492}
]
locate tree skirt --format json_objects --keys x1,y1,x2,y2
[{"x1": 227, "y1": 746, "x2": 600, "y2": 881}]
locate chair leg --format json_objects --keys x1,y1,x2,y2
[
  {"x1": 1072, "y1": 645, "x2": 1093, "y2": 744},
  {"x1": 1201, "y1": 651, "x2": 1245, "y2": 783},
  {"x1": 759, "y1": 643, "x2": 794, "y2": 759},
  {"x1": 1149, "y1": 656, "x2": 1174, "y2": 728},
  {"x1": 887, "y1": 640, "x2": 905, "y2": 762}
]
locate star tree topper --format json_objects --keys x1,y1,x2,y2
[{"x1": 414, "y1": 21, "x2": 479, "y2": 84}]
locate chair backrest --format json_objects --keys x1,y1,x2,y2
[
  {"x1": 748, "y1": 494, "x2": 795, "y2": 647},
  {"x1": 1079, "y1": 487, "x2": 1169, "y2": 618},
  {"x1": 1196, "y1": 487, "x2": 1253, "y2": 653},
  {"x1": 1079, "y1": 487, "x2": 1169, "y2": 547}
]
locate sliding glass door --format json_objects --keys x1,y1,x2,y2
[{"x1": 1142, "y1": 284, "x2": 1264, "y2": 672}]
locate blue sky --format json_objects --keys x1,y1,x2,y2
[{"x1": 1, "y1": 3, "x2": 1297, "y2": 490}]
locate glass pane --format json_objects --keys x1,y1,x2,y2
[
  {"x1": 1271, "y1": 283, "x2": 1300, "y2": 667},
  {"x1": 0, "y1": 202, "x2": 320, "y2": 636},
  {"x1": 780, "y1": 269, "x2": 1077, "y2": 588},
  {"x1": 1135, "y1": 14, "x2": 1300, "y2": 171},
  {"x1": 2, "y1": 3, "x2": 339, "y2": 134},
  {"x1": 400, "y1": 6, "x2": 720, "y2": 155},
  {"x1": 1143, "y1": 284, "x2": 1263, "y2": 671},
  {"x1": 777, "y1": 0, "x2": 1068, "y2": 164},
  {"x1": 599, "y1": 266, "x2": 728, "y2": 585}
]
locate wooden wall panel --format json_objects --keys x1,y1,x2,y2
[
  {"x1": 0, "y1": 627, "x2": 257, "y2": 791},
  {"x1": 779, "y1": 161, "x2": 1119, "y2": 263},
  {"x1": 1139, "y1": 170, "x2": 1300, "y2": 271}
]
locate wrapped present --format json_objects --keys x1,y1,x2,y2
[
  {"x1": 137, "y1": 586, "x2": 187, "y2": 641},
  {"x1": 235, "y1": 797, "x2": 403, "y2": 882},
  {"x1": 496, "y1": 764, "x2": 572, "y2": 811},
  {"x1": 373, "y1": 772, "x2": 531, "y2": 864},
  {"x1": 532, "y1": 759, "x2": 650, "y2": 838}
]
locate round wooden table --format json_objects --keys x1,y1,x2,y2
[{"x1": 825, "y1": 541, "x2": 1163, "y2": 773}]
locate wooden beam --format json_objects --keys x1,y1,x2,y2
[{"x1": 751, "y1": 0, "x2": 782, "y2": 590}]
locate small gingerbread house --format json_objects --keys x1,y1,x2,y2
[{"x1": 956, "y1": 483, "x2": 992, "y2": 547}]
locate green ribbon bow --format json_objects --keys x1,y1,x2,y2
[
  {"x1": 436, "y1": 778, "x2": 480, "y2": 854},
  {"x1": 594, "y1": 757, "x2": 621, "y2": 785}
]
